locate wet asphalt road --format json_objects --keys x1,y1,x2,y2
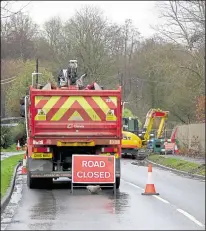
[{"x1": 1, "y1": 158, "x2": 205, "y2": 230}]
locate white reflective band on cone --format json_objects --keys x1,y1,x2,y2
[{"x1": 147, "y1": 172, "x2": 153, "y2": 184}]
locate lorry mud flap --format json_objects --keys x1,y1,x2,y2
[{"x1": 27, "y1": 158, "x2": 53, "y2": 172}]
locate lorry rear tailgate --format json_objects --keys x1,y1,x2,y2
[{"x1": 30, "y1": 88, "x2": 122, "y2": 139}]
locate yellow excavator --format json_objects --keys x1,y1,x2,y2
[{"x1": 121, "y1": 108, "x2": 169, "y2": 160}]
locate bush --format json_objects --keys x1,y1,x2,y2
[
  {"x1": 0, "y1": 122, "x2": 27, "y2": 149},
  {"x1": 12, "y1": 122, "x2": 27, "y2": 146},
  {"x1": 6, "y1": 59, "x2": 56, "y2": 116},
  {"x1": 1, "y1": 127, "x2": 13, "y2": 148}
]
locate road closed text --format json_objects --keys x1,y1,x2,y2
[
  {"x1": 77, "y1": 171, "x2": 111, "y2": 179},
  {"x1": 72, "y1": 155, "x2": 115, "y2": 183}
]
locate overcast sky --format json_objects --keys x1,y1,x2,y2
[{"x1": 10, "y1": 1, "x2": 162, "y2": 38}]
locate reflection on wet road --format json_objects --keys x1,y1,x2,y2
[{"x1": 1, "y1": 159, "x2": 205, "y2": 230}]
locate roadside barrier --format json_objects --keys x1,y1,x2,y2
[
  {"x1": 142, "y1": 164, "x2": 159, "y2": 195},
  {"x1": 164, "y1": 142, "x2": 175, "y2": 155}
]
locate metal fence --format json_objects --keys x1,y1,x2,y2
[{"x1": 172, "y1": 123, "x2": 205, "y2": 158}]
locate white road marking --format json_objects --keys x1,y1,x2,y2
[
  {"x1": 176, "y1": 208, "x2": 205, "y2": 227},
  {"x1": 153, "y1": 195, "x2": 170, "y2": 204},
  {"x1": 122, "y1": 178, "x2": 204, "y2": 228},
  {"x1": 122, "y1": 179, "x2": 170, "y2": 204},
  {"x1": 121, "y1": 179, "x2": 143, "y2": 190}
]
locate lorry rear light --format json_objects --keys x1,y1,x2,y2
[
  {"x1": 33, "y1": 147, "x2": 50, "y2": 153},
  {"x1": 101, "y1": 147, "x2": 118, "y2": 153}
]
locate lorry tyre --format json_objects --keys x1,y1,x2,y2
[
  {"x1": 116, "y1": 177, "x2": 120, "y2": 189},
  {"x1": 27, "y1": 172, "x2": 38, "y2": 189}
]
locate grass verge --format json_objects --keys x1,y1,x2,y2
[
  {"x1": 148, "y1": 154, "x2": 205, "y2": 176},
  {"x1": 1, "y1": 154, "x2": 24, "y2": 199},
  {"x1": 1, "y1": 143, "x2": 22, "y2": 152}
]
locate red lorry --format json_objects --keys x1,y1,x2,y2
[{"x1": 23, "y1": 61, "x2": 122, "y2": 190}]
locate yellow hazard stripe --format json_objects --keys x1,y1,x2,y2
[
  {"x1": 92, "y1": 96, "x2": 117, "y2": 120},
  {"x1": 43, "y1": 96, "x2": 60, "y2": 112},
  {"x1": 109, "y1": 96, "x2": 117, "y2": 106},
  {"x1": 78, "y1": 97, "x2": 101, "y2": 121},
  {"x1": 51, "y1": 96, "x2": 101, "y2": 121},
  {"x1": 35, "y1": 96, "x2": 43, "y2": 106},
  {"x1": 35, "y1": 96, "x2": 60, "y2": 120},
  {"x1": 51, "y1": 97, "x2": 75, "y2": 121}
]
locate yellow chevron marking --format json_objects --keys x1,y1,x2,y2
[
  {"x1": 92, "y1": 96, "x2": 109, "y2": 114},
  {"x1": 51, "y1": 96, "x2": 101, "y2": 121},
  {"x1": 68, "y1": 111, "x2": 84, "y2": 121},
  {"x1": 42, "y1": 96, "x2": 60, "y2": 112},
  {"x1": 51, "y1": 97, "x2": 74, "y2": 121},
  {"x1": 35, "y1": 96, "x2": 60, "y2": 120},
  {"x1": 92, "y1": 96, "x2": 117, "y2": 121},
  {"x1": 76, "y1": 97, "x2": 101, "y2": 121},
  {"x1": 109, "y1": 96, "x2": 117, "y2": 106},
  {"x1": 35, "y1": 96, "x2": 43, "y2": 106}
]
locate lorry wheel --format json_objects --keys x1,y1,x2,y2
[
  {"x1": 116, "y1": 177, "x2": 120, "y2": 189},
  {"x1": 27, "y1": 172, "x2": 38, "y2": 189}
]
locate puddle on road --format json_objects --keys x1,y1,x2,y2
[
  {"x1": 2, "y1": 174, "x2": 133, "y2": 230},
  {"x1": 107, "y1": 191, "x2": 130, "y2": 214}
]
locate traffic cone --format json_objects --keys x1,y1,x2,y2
[
  {"x1": 174, "y1": 144, "x2": 179, "y2": 154},
  {"x1": 21, "y1": 154, "x2": 27, "y2": 174},
  {"x1": 16, "y1": 140, "x2": 21, "y2": 151},
  {"x1": 142, "y1": 164, "x2": 159, "y2": 195}
]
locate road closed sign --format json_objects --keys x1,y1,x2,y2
[{"x1": 72, "y1": 155, "x2": 115, "y2": 184}]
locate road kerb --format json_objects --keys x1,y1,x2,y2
[
  {"x1": 145, "y1": 159, "x2": 205, "y2": 180},
  {"x1": 1, "y1": 162, "x2": 22, "y2": 212}
]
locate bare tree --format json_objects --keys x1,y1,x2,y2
[
  {"x1": 153, "y1": 0, "x2": 205, "y2": 94},
  {"x1": 64, "y1": 5, "x2": 112, "y2": 83},
  {"x1": 1, "y1": 1, "x2": 31, "y2": 19},
  {"x1": 1, "y1": 12, "x2": 38, "y2": 60},
  {"x1": 154, "y1": 1, "x2": 205, "y2": 50}
]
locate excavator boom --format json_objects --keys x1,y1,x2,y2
[{"x1": 143, "y1": 109, "x2": 169, "y2": 142}]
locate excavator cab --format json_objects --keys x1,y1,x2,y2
[
  {"x1": 122, "y1": 117, "x2": 142, "y2": 159},
  {"x1": 122, "y1": 117, "x2": 139, "y2": 135}
]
